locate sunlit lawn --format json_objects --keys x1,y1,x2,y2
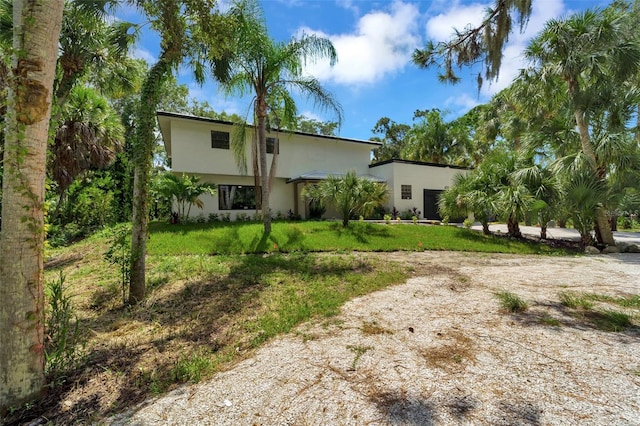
[{"x1": 148, "y1": 220, "x2": 568, "y2": 255}]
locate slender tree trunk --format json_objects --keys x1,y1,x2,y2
[
  {"x1": 251, "y1": 132, "x2": 261, "y2": 211},
  {"x1": 0, "y1": 0, "x2": 64, "y2": 413},
  {"x1": 256, "y1": 97, "x2": 271, "y2": 234},
  {"x1": 573, "y1": 109, "x2": 616, "y2": 246},
  {"x1": 130, "y1": 60, "x2": 170, "y2": 304}
]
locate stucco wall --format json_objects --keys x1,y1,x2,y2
[
  {"x1": 167, "y1": 117, "x2": 374, "y2": 179},
  {"x1": 370, "y1": 161, "x2": 469, "y2": 218}
]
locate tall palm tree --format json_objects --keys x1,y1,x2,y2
[
  {"x1": 219, "y1": 0, "x2": 343, "y2": 234},
  {"x1": 524, "y1": 6, "x2": 640, "y2": 246},
  {"x1": 0, "y1": 0, "x2": 64, "y2": 412}
]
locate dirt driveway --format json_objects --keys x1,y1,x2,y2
[{"x1": 109, "y1": 252, "x2": 640, "y2": 426}]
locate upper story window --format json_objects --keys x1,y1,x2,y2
[
  {"x1": 267, "y1": 137, "x2": 279, "y2": 154},
  {"x1": 211, "y1": 131, "x2": 230, "y2": 149},
  {"x1": 401, "y1": 184, "x2": 412, "y2": 200}
]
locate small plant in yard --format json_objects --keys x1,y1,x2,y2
[
  {"x1": 170, "y1": 351, "x2": 216, "y2": 384},
  {"x1": 45, "y1": 272, "x2": 84, "y2": 380},
  {"x1": 495, "y1": 290, "x2": 528, "y2": 313},
  {"x1": 347, "y1": 345, "x2": 373, "y2": 371},
  {"x1": 559, "y1": 291, "x2": 594, "y2": 310},
  {"x1": 104, "y1": 223, "x2": 132, "y2": 305},
  {"x1": 463, "y1": 218, "x2": 474, "y2": 229},
  {"x1": 412, "y1": 215, "x2": 418, "y2": 224},
  {"x1": 384, "y1": 214, "x2": 391, "y2": 224}
]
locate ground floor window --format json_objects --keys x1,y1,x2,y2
[
  {"x1": 401, "y1": 184, "x2": 412, "y2": 200},
  {"x1": 218, "y1": 185, "x2": 258, "y2": 210}
]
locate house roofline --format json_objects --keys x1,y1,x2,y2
[
  {"x1": 369, "y1": 158, "x2": 473, "y2": 170},
  {"x1": 157, "y1": 110, "x2": 382, "y2": 147}
]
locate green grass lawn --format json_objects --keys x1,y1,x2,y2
[{"x1": 148, "y1": 220, "x2": 568, "y2": 255}]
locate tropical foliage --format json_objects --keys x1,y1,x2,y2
[
  {"x1": 302, "y1": 171, "x2": 388, "y2": 227},
  {"x1": 218, "y1": 0, "x2": 342, "y2": 234},
  {"x1": 156, "y1": 173, "x2": 216, "y2": 222}
]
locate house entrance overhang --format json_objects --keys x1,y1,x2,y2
[{"x1": 286, "y1": 170, "x2": 386, "y2": 218}]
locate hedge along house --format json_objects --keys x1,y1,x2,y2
[{"x1": 157, "y1": 111, "x2": 470, "y2": 221}]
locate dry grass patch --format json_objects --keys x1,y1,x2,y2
[
  {"x1": 361, "y1": 320, "x2": 393, "y2": 335},
  {"x1": 421, "y1": 330, "x2": 477, "y2": 372}
]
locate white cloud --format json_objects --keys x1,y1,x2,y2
[
  {"x1": 132, "y1": 47, "x2": 156, "y2": 64},
  {"x1": 445, "y1": 93, "x2": 480, "y2": 112},
  {"x1": 298, "y1": 1, "x2": 421, "y2": 86},
  {"x1": 426, "y1": 2, "x2": 488, "y2": 42},
  {"x1": 299, "y1": 111, "x2": 323, "y2": 121},
  {"x1": 335, "y1": 0, "x2": 359, "y2": 15}
]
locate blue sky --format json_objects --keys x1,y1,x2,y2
[{"x1": 123, "y1": 0, "x2": 611, "y2": 141}]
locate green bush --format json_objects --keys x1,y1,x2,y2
[{"x1": 45, "y1": 272, "x2": 83, "y2": 380}]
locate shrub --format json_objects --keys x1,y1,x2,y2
[
  {"x1": 45, "y1": 272, "x2": 84, "y2": 380},
  {"x1": 104, "y1": 223, "x2": 132, "y2": 305}
]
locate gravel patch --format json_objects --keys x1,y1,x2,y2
[{"x1": 108, "y1": 252, "x2": 640, "y2": 426}]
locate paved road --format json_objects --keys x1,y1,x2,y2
[{"x1": 470, "y1": 224, "x2": 640, "y2": 245}]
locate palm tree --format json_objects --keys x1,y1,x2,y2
[
  {"x1": 302, "y1": 171, "x2": 388, "y2": 227},
  {"x1": 512, "y1": 163, "x2": 561, "y2": 239},
  {"x1": 524, "y1": 6, "x2": 640, "y2": 246},
  {"x1": 402, "y1": 109, "x2": 462, "y2": 164},
  {"x1": 50, "y1": 86, "x2": 124, "y2": 213},
  {"x1": 219, "y1": 0, "x2": 343, "y2": 234},
  {"x1": 157, "y1": 173, "x2": 216, "y2": 222},
  {"x1": 0, "y1": 0, "x2": 64, "y2": 412},
  {"x1": 438, "y1": 172, "x2": 494, "y2": 235}
]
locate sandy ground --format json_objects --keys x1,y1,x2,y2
[{"x1": 108, "y1": 252, "x2": 640, "y2": 426}]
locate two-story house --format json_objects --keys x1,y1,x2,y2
[{"x1": 157, "y1": 111, "x2": 469, "y2": 220}]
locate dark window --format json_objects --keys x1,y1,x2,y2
[
  {"x1": 211, "y1": 131, "x2": 230, "y2": 149},
  {"x1": 267, "y1": 137, "x2": 279, "y2": 154},
  {"x1": 401, "y1": 184, "x2": 412, "y2": 200},
  {"x1": 218, "y1": 185, "x2": 258, "y2": 210}
]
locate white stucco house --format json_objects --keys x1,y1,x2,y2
[{"x1": 157, "y1": 111, "x2": 470, "y2": 221}]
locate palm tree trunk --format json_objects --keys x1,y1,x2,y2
[
  {"x1": 0, "y1": 0, "x2": 64, "y2": 413},
  {"x1": 251, "y1": 132, "x2": 261, "y2": 211},
  {"x1": 507, "y1": 215, "x2": 522, "y2": 238},
  {"x1": 257, "y1": 97, "x2": 271, "y2": 234},
  {"x1": 481, "y1": 220, "x2": 491, "y2": 235},
  {"x1": 574, "y1": 109, "x2": 616, "y2": 246}
]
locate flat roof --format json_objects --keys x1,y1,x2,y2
[
  {"x1": 369, "y1": 158, "x2": 472, "y2": 170},
  {"x1": 157, "y1": 111, "x2": 382, "y2": 147},
  {"x1": 287, "y1": 170, "x2": 386, "y2": 184}
]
